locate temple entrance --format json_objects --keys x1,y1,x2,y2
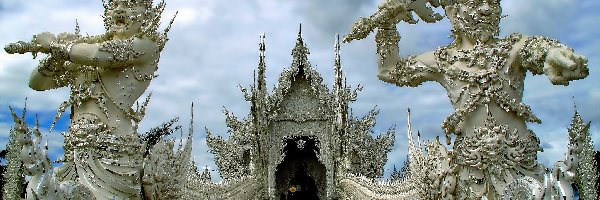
[{"x1": 276, "y1": 136, "x2": 325, "y2": 200}]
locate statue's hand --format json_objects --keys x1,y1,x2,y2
[
  {"x1": 377, "y1": 0, "x2": 415, "y2": 26},
  {"x1": 344, "y1": 0, "x2": 443, "y2": 43},
  {"x1": 543, "y1": 47, "x2": 589, "y2": 86},
  {"x1": 378, "y1": 0, "x2": 443, "y2": 26},
  {"x1": 34, "y1": 32, "x2": 57, "y2": 50}
]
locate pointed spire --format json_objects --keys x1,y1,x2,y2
[
  {"x1": 251, "y1": 35, "x2": 268, "y2": 170},
  {"x1": 291, "y1": 24, "x2": 310, "y2": 72},
  {"x1": 407, "y1": 108, "x2": 415, "y2": 156},
  {"x1": 257, "y1": 33, "x2": 267, "y2": 93},
  {"x1": 417, "y1": 130, "x2": 422, "y2": 150},
  {"x1": 335, "y1": 33, "x2": 341, "y2": 69},
  {"x1": 295, "y1": 23, "x2": 304, "y2": 48},
  {"x1": 570, "y1": 99, "x2": 583, "y2": 126},
  {"x1": 176, "y1": 102, "x2": 194, "y2": 162},
  {"x1": 568, "y1": 98, "x2": 597, "y2": 199},
  {"x1": 334, "y1": 33, "x2": 343, "y2": 91},
  {"x1": 189, "y1": 102, "x2": 194, "y2": 139},
  {"x1": 252, "y1": 69, "x2": 257, "y2": 94},
  {"x1": 200, "y1": 165, "x2": 212, "y2": 182},
  {"x1": 568, "y1": 98, "x2": 587, "y2": 142},
  {"x1": 74, "y1": 19, "x2": 80, "y2": 35},
  {"x1": 22, "y1": 97, "x2": 27, "y2": 120},
  {"x1": 250, "y1": 69, "x2": 258, "y2": 115},
  {"x1": 298, "y1": 23, "x2": 302, "y2": 40},
  {"x1": 34, "y1": 114, "x2": 42, "y2": 138},
  {"x1": 333, "y1": 33, "x2": 346, "y2": 129},
  {"x1": 390, "y1": 164, "x2": 401, "y2": 181},
  {"x1": 572, "y1": 97, "x2": 580, "y2": 118},
  {"x1": 252, "y1": 34, "x2": 267, "y2": 141}
]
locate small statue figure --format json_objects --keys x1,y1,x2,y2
[
  {"x1": 346, "y1": 0, "x2": 588, "y2": 198},
  {"x1": 4, "y1": 0, "x2": 174, "y2": 199}
]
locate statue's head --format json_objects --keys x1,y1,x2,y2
[
  {"x1": 443, "y1": 0, "x2": 502, "y2": 44},
  {"x1": 102, "y1": 0, "x2": 154, "y2": 38}
]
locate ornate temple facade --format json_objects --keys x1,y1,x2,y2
[
  {"x1": 184, "y1": 30, "x2": 396, "y2": 199},
  {"x1": 182, "y1": 29, "x2": 597, "y2": 199},
  {"x1": 1, "y1": 2, "x2": 596, "y2": 196},
  {"x1": 3, "y1": 27, "x2": 596, "y2": 199}
]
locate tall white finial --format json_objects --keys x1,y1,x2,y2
[
  {"x1": 334, "y1": 33, "x2": 342, "y2": 91},
  {"x1": 407, "y1": 108, "x2": 415, "y2": 155},
  {"x1": 257, "y1": 34, "x2": 267, "y2": 93}
]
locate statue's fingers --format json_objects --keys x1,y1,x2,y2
[
  {"x1": 560, "y1": 53, "x2": 589, "y2": 80},
  {"x1": 564, "y1": 51, "x2": 582, "y2": 68},
  {"x1": 542, "y1": 62, "x2": 554, "y2": 77},
  {"x1": 551, "y1": 51, "x2": 576, "y2": 70},
  {"x1": 573, "y1": 54, "x2": 588, "y2": 68},
  {"x1": 544, "y1": 62, "x2": 568, "y2": 85},
  {"x1": 400, "y1": 11, "x2": 418, "y2": 24},
  {"x1": 409, "y1": 0, "x2": 442, "y2": 23},
  {"x1": 429, "y1": 0, "x2": 441, "y2": 8},
  {"x1": 378, "y1": 0, "x2": 393, "y2": 9},
  {"x1": 570, "y1": 66, "x2": 589, "y2": 79}
]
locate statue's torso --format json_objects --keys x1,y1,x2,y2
[
  {"x1": 435, "y1": 34, "x2": 540, "y2": 138},
  {"x1": 70, "y1": 43, "x2": 157, "y2": 135},
  {"x1": 432, "y1": 35, "x2": 545, "y2": 196}
]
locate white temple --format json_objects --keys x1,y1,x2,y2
[{"x1": 2, "y1": 0, "x2": 598, "y2": 199}]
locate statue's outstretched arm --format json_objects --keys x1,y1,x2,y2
[
  {"x1": 343, "y1": 0, "x2": 444, "y2": 87},
  {"x1": 31, "y1": 32, "x2": 159, "y2": 69},
  {"x1": 66, "y1": 38, "x2": 159, "y2": 69},
  {"x1": 376, "y1": 27, "x2": 442, "y2": 87},
  {"x1": 343, "y1": 0, "x2": 443, "y2": 43},
  {"x1": 518, "y1": 36, "x2": 589, "y2": 86}
]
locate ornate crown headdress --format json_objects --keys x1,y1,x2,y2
[
  {"x1": 102, "y1": 0, "x2": 153, "y2": 9},
  {"x1": 101, "y1": 0, "x2": 162, "y2": 31},
  {"x1": 439, "y1": 0, "x2": 502, "y2": 9},
  {"x1": 100, "y1": 0, "x2": 175, "y2": 49}
]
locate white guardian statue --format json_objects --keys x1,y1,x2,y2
[
  {"x1": 4, "y1": 0, "x2": 175, "y2": 199},
  {"x1": 345, "y1": 0, "x2": 593, "y2": 199}
]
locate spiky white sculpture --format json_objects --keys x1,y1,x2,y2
[
  {"x1": 4, "y1": 0, "x2": 176, "y2": 199},
  {"x1": 344, "y1": 0, "x2": 593, "y2": 199}
]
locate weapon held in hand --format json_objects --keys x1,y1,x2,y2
[
  {"x1": 4, "y1": 40, "x2": 47, "y2": 59},
  {"x1": 5, "y1": 32, "x2": 113, "y2": 59},
  {"x1": 343, "y1": 0, "x2": 445, "y2": 43}
]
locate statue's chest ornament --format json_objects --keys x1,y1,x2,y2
[
  {"x1": 435, "y1": 37, "x2": 541, "y2": 138},
  {"x1": 435, "y1": 39, "x2": 514, "y2": 89},
  {"x1": 435, "y1": 40, "x2": 514, "y2": 106}
]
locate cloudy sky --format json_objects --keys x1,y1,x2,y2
[{"x1": 1, "y1": 0, "x2": 598, "y2": 180}]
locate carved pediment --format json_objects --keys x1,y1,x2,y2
[
  {"x1": 274, "y1": 74, "x2": 332, "y2": 122},
  {"x1": 267, "y1": 29, "x2": 336, "y2": 123}
]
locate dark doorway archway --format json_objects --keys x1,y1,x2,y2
[{"x1": 276, "y1": 136, "x2": 325, "y2": 200}]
